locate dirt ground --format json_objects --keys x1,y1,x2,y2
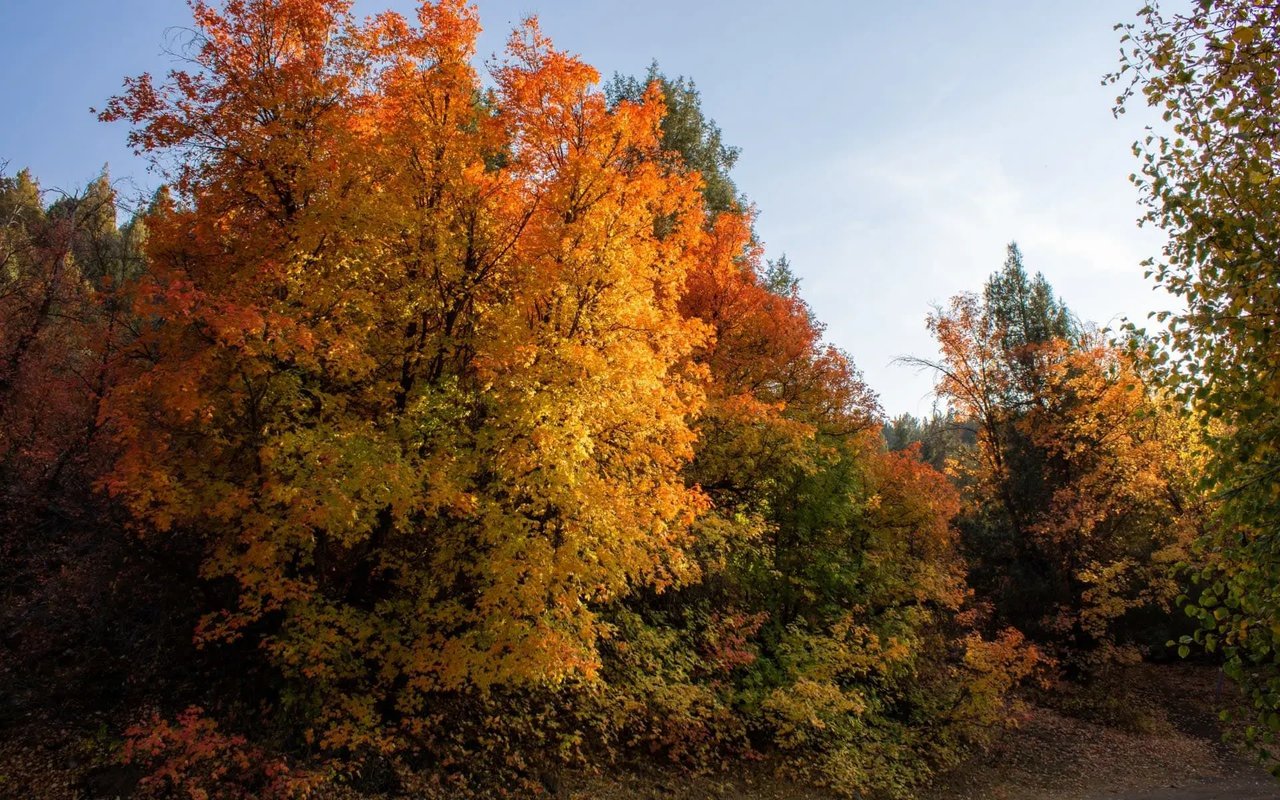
[{"x1": 921, "y1": 664, "x2": 1279, "y2": 800}]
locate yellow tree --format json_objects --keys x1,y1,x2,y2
[
  {"x1": 100, "y1": 0, "x2": 710, "y2": 754},
  {"x1": 1113, "y1": 0, "x2": 1280, "y2": 752},
  {"x1": 1023, "y1": 336, "x2": 1205, "y2": 665}
]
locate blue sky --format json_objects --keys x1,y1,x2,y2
[{"x1": 0, "y1": 1, "x2": 1172, "y2": 415}]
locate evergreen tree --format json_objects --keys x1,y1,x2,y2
[
  {"x1": 606, "y1": 63, "x2": 743, "y2": 216},
  {"x1": 882, "y1": 410, "x2": 975, "y2": 473},
  {"x1": 982, "y1": 243, "x2": 1077, "y2": 408}
]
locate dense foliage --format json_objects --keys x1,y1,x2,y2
[
  {"x1": 1112, "y1": 0, "x2": 1280, "y2": 762},
  {"x1": 909, "y1": 248, "x2": 1205, "y2": 673},
  {"x1": 0, "y1": 1, "x2": 1048, "y2": 797},
  {"x1": 5, "y1": 0, "x2": 1274, "y2": 796}
]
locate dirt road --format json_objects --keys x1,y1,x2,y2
[
  {"x1": 1096, "y1": 775, "x2": 1280, "y2": 800},
  {"x1": 928, "y1": 665, "x2": 1279, "y2": 800}
]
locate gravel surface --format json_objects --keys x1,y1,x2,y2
[{"x1": 1089, "y1": 776, "x2": 1280, "y2": 800}]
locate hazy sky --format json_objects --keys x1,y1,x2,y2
[{"x1": 0, "y1": 1, "x2": 1174, "y2": 415}]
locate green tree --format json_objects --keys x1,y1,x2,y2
[
  {"x1": 1113, "y1": 0, "x2": 1280, "y2": 759},
  {"x1": 982, "y1": 243, "x2": 1078, "y2": 407},
  {"x1": 882, "y1": 410, "x2": 975, "y2": 473}
]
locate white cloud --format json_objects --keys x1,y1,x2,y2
[{"x1": 750, "y1": 124, "x2": 1169, "y2": 416}]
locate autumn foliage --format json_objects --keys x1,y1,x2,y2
[
  {"x1": 919, "y1": 249, "x2": 1205, "y2": 672},
  {"x1": 0, "y1": 1, "x2": 1065, "y2": 797},
  {"x1": 1112, "y1": 0, "x2": 1280, "y2": 761},
  {"x1": 98, "y1": 0, "x2": 719, "y2": 749}
]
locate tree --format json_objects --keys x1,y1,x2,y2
[
  {"x1": 983, "y1": 243, "x2": 1077, "y2": 406},
  {"x1": 606, "y1": 64, "x2": 743, "y2": 216},
  {"x1": 915, "y1": 250, "x2": 1202, "y2": 668},
  {"x1": 1113, "y1": 0, "x2": 1280, "y2": 755},
  {"x1": 100, "y1": 0, "x2": 710, "y2": 756},
  {"x1": 1020, "y1": 336, "x2": 1203, "y2": 665}
]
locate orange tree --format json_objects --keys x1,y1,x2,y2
[
  {"x1": 100, "y1": 0, "x2": 710, "y2": 765},
  {"x1": 919, "y1": 251, "x2": 1205, "y2": 671},
  {"x1": 97, "y1": 2, "x2": 1043, "y2": 794}
]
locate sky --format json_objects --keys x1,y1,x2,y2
[{"x1": 0, "y1": 1, "x2": 1175, "y2": 416}]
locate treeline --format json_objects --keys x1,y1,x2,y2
[
  {"x1": 0, "y1": 3, "x2": 1043, "y2": 795},
  {"x1": 1, "y1": 0, "x2": 1277, "y2": 797}
]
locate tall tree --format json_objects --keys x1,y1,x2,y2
[
  {"x1": 916, "y1": 250, "x2": 1201, "y2": 668},
  {"x1": 1113, "y1": 0, "x2": 1280, "y2": 754},
  {"x1": 100, "y1": 0, "x2": 711, "y2": 755},
  {"x1": 983, "y1": 243, "x2": 1077, "y2": 406}
]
